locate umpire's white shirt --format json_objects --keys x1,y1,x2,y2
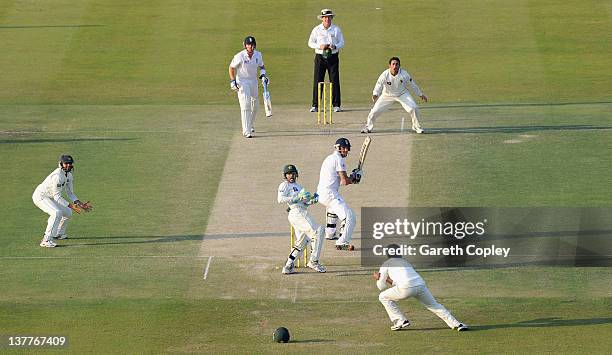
[
  {"x1": 373, "y1": 68, "x2": 423, "y2": 98},
  {"x1": 377, "y1": 258, "x2": 425, "y2": 290},
  {"x1": 33, "y1": 168, "x2": 78, "y2": 207},
  {"x1": 229, "y1": 49, "x2": 264, "y2": 82},
  {"x1": 317, "y1": 151, "x2": 346, "y2": 195},
  {"x1": 308, "y1": 24, "x2": 345, "y2": 54}
]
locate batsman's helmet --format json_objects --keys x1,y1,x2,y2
[
  {"x1": 283, "y1": 164, "x2": 298, "y2": 177},
  {"x1": 244, "y1": 35, "x2": 256, "y2": 48},
  {"x1": 272, "y1": 327, "x2": 290, "y2": 343},
  {"x1": 334, "y1": 137, "x2": 351, "y2": 151}
]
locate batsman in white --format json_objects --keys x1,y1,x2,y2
[
  {"x1": 362, "y1": 56, "x2": 428, "y2": 134},
  {"x1": 228, "y1": 35, "x2": 269, "y2": 138},
  {"x1": 373, "y1": 246, "x2": 469, "y2": 331},
  {"x1": 316, "y1": 138, "x2": 362, "y2": 250},
  {"x1": 32, "y1": 155, "x2": 93, "y2": 248},
  {"x1": 277, "y1": 164, "x2": 326, "y2": 274}
]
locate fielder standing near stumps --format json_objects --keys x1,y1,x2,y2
[
  {"x1": 278, "y1": 164, "x2": 326, "y2": 274},
  {"x1": 373, "y1": 246, "x2": 469, "y2": 331},
  {"x1": 362, "y1": 56, "x2": 428, "y2": 134},
  {"x1": 229, "y1": 35, "x2": 269, "y2": 138},
  {"x1": 32, "y1": 154, "x2": 93, "y2": 248},
  {"x1": 316, "y1": 138, "x2": 362, "y2": 250}
]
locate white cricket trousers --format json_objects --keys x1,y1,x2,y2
[
  {"x1": 379, "y1": 284, "x2": 461, "y2": 328},
  {"x1": 32, "y1": 196, "x2": 72, "y2": 243},
  {"x1": 318, "y1": 190, "x2": 356, "y2": 246},
  {"x1": 288, "y1": 208, "x2": 324, "y2": 262},
  {"x1": 365, "y1": 92, "x2": 423, "y2": 131},
  {"x1": 237, "y1": 79, "x2": 259, "y2": 136}
]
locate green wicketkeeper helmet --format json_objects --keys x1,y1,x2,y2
[{"x1": 283, "y1": 164, "x2": 298, "y2": 177}]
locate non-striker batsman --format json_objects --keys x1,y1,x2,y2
[{"x1": 229, "y1": 36, "x2": 269, "y2": 138}]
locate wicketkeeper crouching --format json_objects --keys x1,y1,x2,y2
[{"x1": 277, "y1": 164, "x2": 326, "y2": 274}]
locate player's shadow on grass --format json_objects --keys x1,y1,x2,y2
[
  {"x1": 472, "y1": 317, "x2": 612, "y2": 331},
  {"x1": 68, "y1": 234, "x2": 203, "y2": 246},
  {"x1": 426, "y1": 124, "x2": 612, "y2": 135},
  {"x1": 0, "y1": 137, "x2": 137, "y2": 144},
  {"x1": 290, "y1": 339, "x2": 335, "y2": 344},
  {"x1": 0, "y1": 24, "x2": 104, "y2": 29}
]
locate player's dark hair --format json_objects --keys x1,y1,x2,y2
[
  {"x1": 387, "y1": 244, "x2": 402, "y2": 258},
  {"x1": 389, "y1": 57, "x2": 400, "y2": 65}
]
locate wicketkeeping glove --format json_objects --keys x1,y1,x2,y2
[
  {"x1": 230, "y1": 80, "x2": 239, "y2": 92},
  {"x1": 297, "y1": 189, "x2": 312, "y2": 201}
]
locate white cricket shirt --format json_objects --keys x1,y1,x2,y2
[
  {"x1": 33, "y1": 168, "x2": 78, "y2": 207},
  {"x1": 373, "y1": 68, "x2": 423, "y2": 98},
  {"x1": 317, "y1": 151, "x2": 346, "y2": 193},
  {"x1": 278, "y1": 181, "x2": 308, "y2": 210},
  {"x1": 308, "y1": 24, "x2": 345, "y2": 54},
  {"x1": 229, "y1": 49, "x2": 264, "y2": 82},
  {"x1": 377, "y1": 258, "x2": 425, "y2": 290}
]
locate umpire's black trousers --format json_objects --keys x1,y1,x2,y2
[{"x1": 312, "y1": 53, "x2": 341, "y2": 108}]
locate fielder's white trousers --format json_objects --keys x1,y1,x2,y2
[
  {"x1": 32, "y1": 195, "x2": 72, "y2": 243},
  {"x1": 237, "y1": 79, "x2": 259, "y2": 136},
  {"x1": 288, "y1": 208, "x2": 324, "y2": 262},
  {"x1": 317, "y1": 190, "x2": 356, "y2": 245},
  {"x1": 379, "y1": 284, "x2": 461, "y2": 328},
  {"x1": 365, "y1": 92, "x2": 423, "y2": 131}
]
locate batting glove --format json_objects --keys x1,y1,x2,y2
[
  {"x1": 230, "y1": 80, "x2": 239, "y2": 92},
  {"x1": 350, "y1": 169, "x2": 363, "y2": 184},
  {"x1": 260, "y1": 74, "x2": 269, "y2": 85}
]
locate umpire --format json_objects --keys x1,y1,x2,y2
[{"x1": 308, "y1": 9, "x2": 345, "y2": 113}]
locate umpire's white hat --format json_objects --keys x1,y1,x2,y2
[{"x1": 318, "y1": 9, "x2": 335, "y2": 19}]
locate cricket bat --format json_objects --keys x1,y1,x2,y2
[
  {"x1": 357, "y1": 136, "x2": 372, "y2": 170},
  {"x1": 262, "y1": 80, "x2": 272, "y2": 117}
]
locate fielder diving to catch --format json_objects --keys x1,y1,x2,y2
[{"x1": 278, "y1": 164, "x2": 326, "y2": 274}]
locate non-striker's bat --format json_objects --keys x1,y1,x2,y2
[{"x1": 262, "y1": 80, "x2": 272, "y2": 117}]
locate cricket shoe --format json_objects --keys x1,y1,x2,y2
[
  {"x1": 40, "y1": 240, "x2": 57, "y2": 248},
  {"x1": 306, "y1": 261, "x2": 326, "y2": 273},
  {"x1": 412, "y1": 126, "x2": 424, "y2": 134},
  {"x1": 333, "y1": 106, "x2": 342, "y2": 113},
  {"x1": 456, "y1": 323, "x2": 469, "y2": 331},
  {"x1": 360, "y1": 126, "x2": 372, "y2": 134},
  {"x1": 309, "y1": 106, "x2": 317, "y2": 112},
  {"x1": 391, "y1": 319, "x2": 411, "y2": 331},
  {"x1": 282, "y1": 264, "x2": 295, "y2": 274},
  {"x1": 335, "y1": 244, "x2": 355, "y2": 251},
  {"x1": 325, "y1": 234, "x2": 339, "y2": 240},
  {"x1": 53, "y1": 234, "x2": 68, "y2": 240},
  {"x1": 244, "y1": 133, "x2": 253, "y2": 138}
]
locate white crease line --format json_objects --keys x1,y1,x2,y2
[
  {"x1": 203, "y1": 256, "x2": 214, "y2": 280},
  {"x1": 292, "y1": 281, "x2": 298, "y2": 303},
  {"x1": 1, "y1": 130, "x2": 191, "y2": 134},
  {"x1": 296, "y1": 300, "x2": 374, "y2": 304}
]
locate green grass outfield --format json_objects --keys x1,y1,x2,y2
[{"x1": 1, "y1": 0, "x2": 611, "y2": 353}]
